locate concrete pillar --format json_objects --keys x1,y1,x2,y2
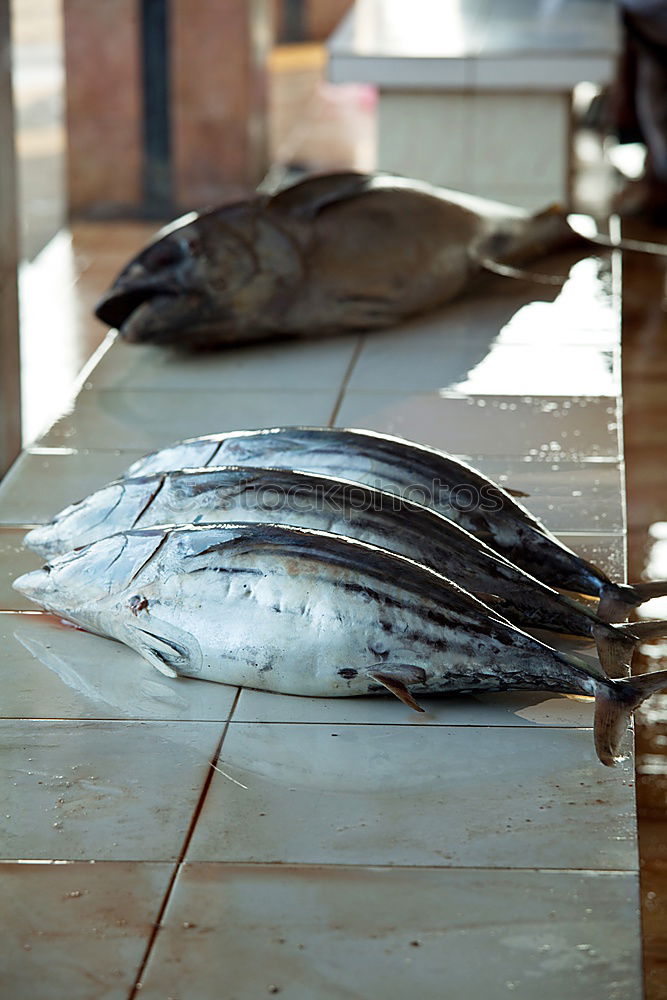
[{"x1": 0, "y1": 0, "x2": 21, "y2": 471}]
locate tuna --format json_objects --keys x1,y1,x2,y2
[
  {"x1": 13, "y1": 522, "x2": 667, "y2": 767},
  {"x1": 24, "y1": 465, "x2": 667, "y2": 678},
  {"x1": 94, "y1": 172, "x2": 584, "y2": 349},
  {"x1": 122, "y1": 426, "x2": 667, "y2": 621}
]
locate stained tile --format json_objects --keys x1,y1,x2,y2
[
  {"x1": 233, "y1": 687, "x2": 594, "y2": 727},
  {"x1": 138, "y1": 865, "x2": 642, "y2": 1000},
  {"x1": 0, "y1": 449, "x2": 146, "y2": 525},
  {"x1": 84, "y1": 334, "x2": 361, "y2": 391},
  {"x1": 336, "y1": 392, "x2": 620, "y2": 460},
  {"x1": 187, "y1": 723, "x2": 637, "y2": 869},
  {"x1": 37, "y1": 388, "x2": 340, "y2": 450},
  {"x1": 0, "y1": 861, "x2": 170, "y2": 1000},
  {"x1": 0, "y1": 612, "x2": 237, "y2": 722},
  {"x1": 0, "y1": 528, "x2": 45, "y2": 611},
  {"x1": 0, "y1": 719, "x2": 222, "y2": 861}
]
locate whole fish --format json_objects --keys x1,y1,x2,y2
[
  {"x1": 123, "y1": 426, "x2": 667, "y2": 621},
  {"x1": 94, "y1": 172, "x2": 584, "y2": 348},
  {"x1": 23, "y1": 465, "x2": 667, "y2": 677},
  {"x1": 13, "y1": 522, "x2": 667, "y2": 767}
]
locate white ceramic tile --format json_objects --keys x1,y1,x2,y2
[
  {"x1": 0, "y1": 529, "x2": 45, "y2": 611},
  {"x1": 472, "y1": 55, "x2": 616, "y2": 90},
  {"x1": 0, "y1": 719, "x2": 222, "y2": 861},
  {"x1": 233, "y1": 687, "x2": 594, "y2": 727},
  {"x1": 0, "y1": 612, "x2": 238, "y2": 722},
  {"x1": 471, "y1": 93, "x2": 567, "y2": 185},
  {"x1": 452, "y1": 346, "x2": 617, "y2": 397},
  {"x1": 37, "y1": 388, "x2": 340, "y2": 450},
  {"x1": 0, "y1": 449, "x2": 146, "y2": 524},
  {"x1": 335, "y1": 393, "x2": 620, "y2": 460},
  {"x1": 560, "y1": 533, "x2": 626, "y2": 583},
  {"x1": 470, "y1": 459, "x2": 624, "y2": 533},
  {"x1": 377, "y1": 93, "x2": 471, "y2": 183},
  {"x1": 84, "y1": 334, "x2": 360, "y2": 392},
  {"x1": 328, "y1": 53, "x2": 470, "y2": 88},
  {"x1": 187, "y1": 724, "x2": 636, "y2": 869},
  {"x1": 0, "y1": 861, "x2": 171, "y2": 1000},
  {"x1": 350, "y1": 331, "x2": 617, "y2": 395},
  {"x1": 138, "y1": 865, "x2": 641, "y2": 1000}
]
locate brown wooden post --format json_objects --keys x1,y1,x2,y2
[
  {"x1": 0, "y1": 0, "x2": 21, "y2": 472},
  {"x1": 170, "y1": 0, "x2": 271, "y2": 208},
  {"x1": 63, "y1": 0, "x2": 143, "y2": 216}
]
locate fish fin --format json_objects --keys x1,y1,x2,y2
[
  {"x1": 126, "y1": 623, "x2": 189, "y2": 678},
  {"x1": 592, "y1": 624, "x2": 635, "y2": 679},
  {"x1": 368, "y1": 667, "x2": 425, "y2": 713},
  {"x1": 269, "y1": 172, "x2": 373, "y2": 220},
  {"x1": 563, "y1": 693, "x2": 595, "y2": 702},
  {"x1": 594, "y1": 669, "x2": 667, "y2": 766},
  {"x1": 597, "y1": 580, "x2": 667, "y2": 622},
  {"x1": 505, "y1": 487, "x2": 530, "y2": 498}
]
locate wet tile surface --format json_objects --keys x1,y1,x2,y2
[
  {"x1": 0, "y1": 612, "x2": 238, "y2": 721},
  {"x1": 0, "y1": 528, "x2": 46, "y2": 611},
  {"x1": 335, "y1": 393, "x2": 621, "y2": 460},
  {"x1": 37, "y1": 388, "x2": 340, "y2": 450},
  {"x1": 138, "y1": 865, "x2": 641, "y2": 1000},
  {"x1": 187, "y1": 724, "x2": 637, "y2": 870},
  {"x1": 0, "y1": 719, "x2": 221, "y2": 861},
  {"x1": 233, "y1": 687, "x2": 594, "y2": 727},
  {"x1": 84, "y1": 332, "x2": 361, "y2": 391},
  {"x1": 0, "y1": 448, "x2": 146, "y2": 524},
  {"x1": 0, "y1": 861, "x2": 170, "y2": 1000}
]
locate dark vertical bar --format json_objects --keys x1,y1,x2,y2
[
  {"x1": 281, "y1": 0, "x2": 306, "y2": 42},
  {"x1": 141, "y1": 0, "x2": 172, "y2": 212}
]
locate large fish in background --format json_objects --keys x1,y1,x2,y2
[{"x1": 94, "y1": 172, "x2": 589, "y2": 349}]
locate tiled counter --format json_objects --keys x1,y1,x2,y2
[
  {"x1": 0, "y1": 248, "x2": 642, "y2": 998},
  {"x1": 327, "y1": 0, "x2": 619, "y2": 207}
]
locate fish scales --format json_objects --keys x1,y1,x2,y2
[
  {"x1": 25, "y1": 465, "x2": 663, "y2": 678},
  {"x1": 14, "y1": 522, "x2": 667, "y2": 766},
  {"x1": 123, "y1": 426, "x2": 667, "y2": 621}
]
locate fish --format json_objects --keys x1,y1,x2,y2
[
  {"x1": 93, "y1": 171, "x2": 586, "y2": 349},
  {"x1": 13, "y1": 521, "x2": 667, "y2": 767},
  {"x1": 23, "y1": 465, "x2": 667, "y2": 678},
  {"x1": 122, "y1": 426, "x2": 667, "y2": 622}
]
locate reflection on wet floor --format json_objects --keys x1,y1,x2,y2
[{"x1": 622, "y1": 221, "x2": 667, "y2": 1000}]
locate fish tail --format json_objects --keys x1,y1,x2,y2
[
  {"x1": 597, "y1": 580, "x2": 667, "y2": 622},
  {"x1": 594, "y1": 668, "x2": 667, "y2": 766},
  {"x1": 593, "y1": 619, "x2": 667, "y2": 679}
]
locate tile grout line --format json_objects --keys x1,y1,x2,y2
[
  {"x1": 127, "y1": 687, "x2": 242, "y2": 1000},
  {"x1": 328, "y1": 336, "x2": 365, "y2": 427}
]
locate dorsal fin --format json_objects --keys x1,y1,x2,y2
[{"x1": 268, "y1": 172, "x2": 376, "y2": 220}]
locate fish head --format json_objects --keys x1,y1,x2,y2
[
  {"x1": 23, "y1": 478, "x2": 162, "y2": 558},
  {"x1": 94, "y1": 201, "x2": 301, "y2": 348},
  {"x1": 14, "y1": 531, "x2": 166, "y2": 630}
]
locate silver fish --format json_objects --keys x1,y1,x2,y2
[
  {"x1": 24, "y1": 466, "x2": 667, "y2": 678},
  {"x1": 13, "y1": 522, "x2": 667, "y2": 767},
  {"x1": 93, "y1": 172, "x2": 584, "y2": 348},
  {"x1": 123, "y1": 426, "x2": 667, "y2": 621}
]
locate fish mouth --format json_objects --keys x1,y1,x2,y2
[{"x1": 94, "y1": 286, "x2": 180, "y2": 337}]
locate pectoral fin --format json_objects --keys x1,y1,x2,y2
[
  {"x1": 126, "y1": 623, "x2": 191, "y2": 678},
  {"x1": 368, "y1": 664, "x2": 427, "y2": 712}
]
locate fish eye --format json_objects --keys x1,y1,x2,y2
[{"x1": 143, "y1": 239, "x2": 183, "y2": 270}]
